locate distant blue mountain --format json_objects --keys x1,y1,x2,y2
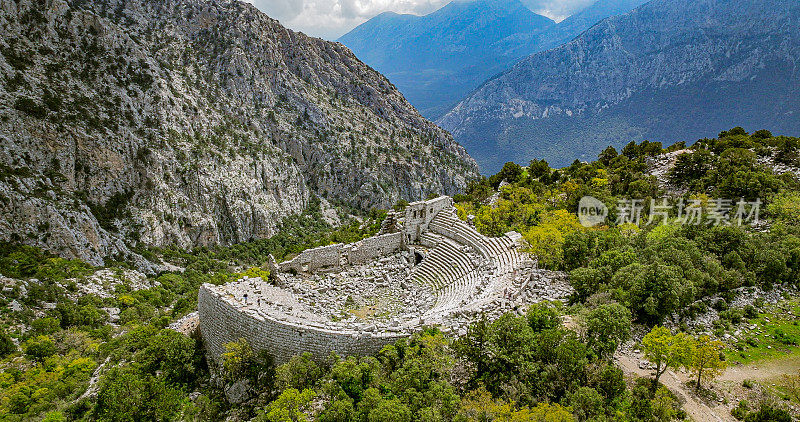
[
  {"x1": 339, "y1": 0, "x2": 649, "y2": 119},
  {"x1": 439, "y1": 0, "x2": 800, "y2": 173}
]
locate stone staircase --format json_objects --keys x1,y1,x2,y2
[
  {"x1": 409, "y1": 207, "x2": 525, "y2": 313},
  {"x1": 427, "y1": 207, "x2": 522, "y2": 273},
  {"x1": 411, "y1": 236, "x2": 480, "y2": 290}
]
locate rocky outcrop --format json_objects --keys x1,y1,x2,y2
[
  {"x1": 439, "y1": 0, "x2": 800, "y2": 171},
  {"x1": 0, "y1": 0, "x2": 478, "y2": 268}
]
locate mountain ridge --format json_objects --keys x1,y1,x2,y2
[
  {"x1": 338, "y1": 0, "x2": 558, "y2": 119},
  {"x1": 438, "y1": 0, "x2": 800, "y2": 172},
  {"x1": 0, "y1": 0, "x2": 478, "y2": 269},
  {"x1": 339, "y1": 0, "x2": 649, "y2": 119}
]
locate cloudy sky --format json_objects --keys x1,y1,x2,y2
[{"x1": 246, "y1": 0, "x2": 596, "y2": 40}]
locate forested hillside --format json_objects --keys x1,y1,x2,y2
[
  {"x1": 457, "y1": 128, "x2": 800, "y2": 321},
  {"x1": 1, "y1": 128, "x2": 799, "y2": 420}
]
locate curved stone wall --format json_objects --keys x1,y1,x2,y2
[
  {"x1": 278, "y1": 232, "x2": 404, "y2": 273},
  {"x1": 198, "y1": 285, "x2": 407, "y2": 365}
]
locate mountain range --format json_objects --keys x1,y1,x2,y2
[
  {"x1": 339, "y1": 0, "x2": 649, "y2": 119},
  {"x1": 439, "y1": 0, "x2": 800, "y2": 172},
  {"x1": 0, "y1": 0, "x2": 477, "y2": 269}
]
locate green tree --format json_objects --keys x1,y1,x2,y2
[
  {"x1": 138, "y1": 329, "x2": 200, "y2": 385},
  {"x1": 95, "y1": 366, "x2": 184, "y2": 421},
  {"x1": 569, "y1": 267, "x2": 605, "y2": 302},
  {"x1": 328, "y1": 356, "x2": 378, "y2": 402},
  {"x1": 491, "y1": 162, "x2": 524, "y2": 187},
  {"x1": 612, "y1": 263, "x2": 692, "y2": 322},
  {"x1": 570, "y1": 387, "x2": 603, "y2": 421},
  {"x1": 368, "y1": 398, "x2": 411, "y2": 422},
  {"x1": 31, "y1": 317, "x2": 60, "y2": 335},
  {"x1": 641, "y1": 327, "x2": 694, "y2": 387},
  {"x1": 258, "y1": 388, "x2": 315, "y2": 422},
  {"x1": 528, "y1": 159, "x2": 551, "y2": 179},
  {"x1": 276, "y1": 352, "x2": 323, "y2": 391},
  {"x1": 22, "y1": 335, "x2": 56, "y2": 361},
  {"x1": 222, "y1": 337, "x2": 255, "y2": 380},
  {"x1": 669, "y1": 149, "x2": 714, "y2": 187},
  {"x1": 767, "y1": 192, "x2": 800, "y2": 225},
  {"x1": 582, "y1": 303, "x2": 631, "y2": 360},
  {"x1": 596, "y1": 365, "x2": 626, "y2": 403},
  {"x1": 457, "y1": 388, "x2": 575, "y2": 422},
  {"x1": 752, "y1": 129, "x2": 773, "y2": 139},
  {"x1": 690, "y1": 335, "x2": 726, "y2": 389},
  {"x1": 598, "y1": 146, "x2": 618, "y2": 166},
  {"x1": 0, "y1": 328, "x2": 15, "y2": 357},
  {"x1": 41, "y1": 411, "x2": 67, "y2": 422},
  {"x1": 526, "y1": 302, "x2": 561, "y2": 332},
  {"x1": 319, "y1": 399, "x2": 355, "y2": 422}
]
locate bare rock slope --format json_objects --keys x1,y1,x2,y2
[{"x1": 0, "y1": 0, "x2": 478, "y2": 268}]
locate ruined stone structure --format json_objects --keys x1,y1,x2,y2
[{"x1": 199, "y1": 197, "x2": 572, "y2": 365}]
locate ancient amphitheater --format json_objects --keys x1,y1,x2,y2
[{"x1": 198, "y1": 197, "x2": 572, "y2": 364}]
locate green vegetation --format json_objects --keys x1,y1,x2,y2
[
  {"x1": 0, "y1": 237, "x2": 678, "y2": 421},
  {"x1": 0, "y1": 242, "x2": 227, "y2": 420},
  {"x1": 14, "y1": 96, "x2": 48, "y2": 119},
  {"x1": 456, "y1": 129, "x2": 800, "y2": 325},
  {"x1": 641, "y1": 327, "x2": 694, "y2": 386},
  {"x1": 154, "y1": 197, "x2": 386, "y2": 269},
  {"x1": 731, "y1": 401, "x2": 793, "y2": 422},
  {"x1": 0, "y1": 200, "x2": 387, "y2": 421},
  {"x1": 3, "y1": 127, "x2": 800, "y2": 420},
  {"x1": 215, "y1": 304, "x2": 679, "y2": 422},
  {"x1": 727, "y1": 298, "x2": 800, "y2": 364},
  {"x1": 640, "y1": 327, "x2": 726, "y2": 389}
]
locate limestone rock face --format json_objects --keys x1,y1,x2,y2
[{"x1": 0, "y1": 0, "x2": 478, "y2": 268}]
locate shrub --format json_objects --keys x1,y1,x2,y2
[
  {"x1": 732, "y1": 400, "x2": 749, "y2": 420},
  {"x1": 720, "y1": 308, "x2": 744, "y2": 324},
  {"x1": 14, "y1": 97, "x2": 47, "y2": 119},
  {"x1": 95, "y1": 366, "x2": 184, "y2": 421},
  {"x1": 570, "y1": 386, "x2": 604, "y2": 421},
  {"x1": 275, "y1": 353, "x2": 322, "y2": 391},
  {"x1": 743, "y1": 403, "x2": 792, "y2": 422},
  {"x1": 0, "y1": 328, "x2": 16, "y2": 357},
  {"x1": 773, "y1": 328, "x2": 799, "y2": 346},
  {"x1": 23, "y1": 335, "x2": 56, "y2": 361},
  {"x1": 31, "y1": 317, "x2": 60, "y2": 335}
]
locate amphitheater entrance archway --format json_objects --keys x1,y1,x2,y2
[{"x1": 414, "y1": 251, "x2": 424, "y2": 265}]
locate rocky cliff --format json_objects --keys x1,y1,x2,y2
[
  {"x1": 0, "y1": 0, "x2": 478, "y2": 269},
  {"x1": 439, "y1": 0, "x2": 800, "y2": 172}
]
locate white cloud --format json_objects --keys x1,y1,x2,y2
[
  {"x1": 246, "y1": 0, "x2": 596, "y2": 39},
  {"x1": 246, "y1": 0, "x2": 449, "y2": 39},
  {"x1": 520, "y1": 0, "x2": 596, "y2": 22}
]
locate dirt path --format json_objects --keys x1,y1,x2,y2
[
  {"x1": 616, "y1": 353, "x2": 800, "y2": 422},
  {"x1": 718, "y1": 355, "x2": 800, "y2": 384},
  {"x1": 616, "y1": 355, "x2": 734, "y2": 422}
]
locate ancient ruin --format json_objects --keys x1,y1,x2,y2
[{"x1": 198, "y1": 197, "x2": 572, "y2": 364}]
